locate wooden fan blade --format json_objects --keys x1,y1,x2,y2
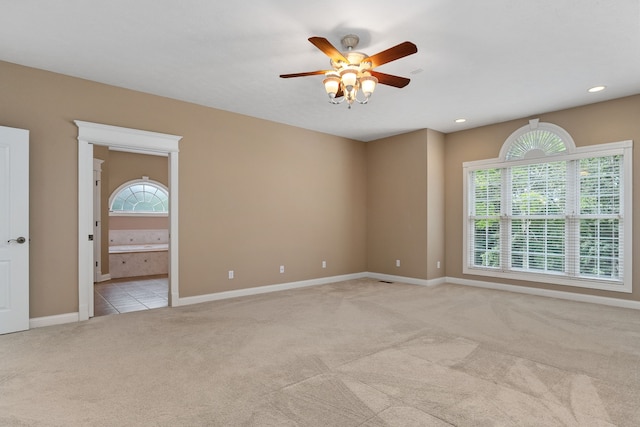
[
  {"x1": 368, "y1": 41, "x2": 417, "y2": 68},
  {"x1": 369, "y1": 71, "x2": 411, "y2": 88},
  {"x1": 308, "y1": 37, "x2": 348, "y2": 63},
  {"x1": 280, "y1": 70, "x2": 329, "y2": 78}
]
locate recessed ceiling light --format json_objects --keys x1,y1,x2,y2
[
  {"x1": 455, "y1": 118, "x2": 467, "y2": 123},
  {"x1": 588, "y1": 85, "x2": 606, "y2": 93}
]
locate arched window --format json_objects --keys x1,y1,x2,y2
[
  {"x1": 109, "y1": 176, "x2": 168, "y2": 215},
  {"x1": 463, "y1": 120, "x2": 632, "y2": 293},
  {"x1": 499, "y1": 119, "x2": 575, "y2": 160}
]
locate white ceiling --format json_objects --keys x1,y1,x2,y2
[{"x1": 1, "y1": 0, "x2": 639, "y2": 141}]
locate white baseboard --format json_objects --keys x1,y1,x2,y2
[
  {"x1": 30, "y1": 274, "x2": 638, "y2": 330},
  {"x1": 30, "y1": 312, "x2": 80, "y2": 329},
  {"x1": 366, "y1": 272, "x2": 445, "y2": 287},
  {"x1": 447, "y1": 276, "x2": 640, "y2": 310},
  {"x1": 175, "y1": 272, "x2": 369, "y2": 307},
  {"x1": 92, "y1": 270, "x2": 111, "y2": 283}
]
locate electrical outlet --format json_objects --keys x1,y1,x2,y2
[
  {"x1": 396, "y1": 259, "x2": 401, "y2": 267},
  {"x1": 279, "y1": 265, "x2": 285, "y2": 274},
  {"x1": 437, "y1": 261, "x2": 441, "y2": 269},
  {"x1": 228, "y1": 270, "x2": 234, "y2": 279},
  {"x1": 322, "y1": 260, "x2": 326, "y2": 268}
]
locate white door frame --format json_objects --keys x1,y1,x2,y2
[
  {"x1": 93, "y1": 158, "x2": 105, "y2": 284},
  {"x1": 76, "y1": 121, "x2": 181, "y2": 321}
]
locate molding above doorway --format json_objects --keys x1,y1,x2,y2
[{"x1": 75, "y1": 120, "x2": 180, "y2": 154}]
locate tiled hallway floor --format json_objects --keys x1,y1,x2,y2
[{"x1": 94, "y1": 275, "x2": 168, "y2": 316}]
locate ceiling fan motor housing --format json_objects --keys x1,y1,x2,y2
[{"x1": 340, "y1": 34, "x2": 360, "y2": 50}]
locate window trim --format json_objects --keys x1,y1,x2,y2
[
  {"x1": 109, "y1": 177, "x2": 169, "y2": 217},
  {"x1": 463, "y1": 139, "x2": 632, "y2": 293}
]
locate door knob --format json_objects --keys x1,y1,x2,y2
[{"x1": 8, "y1": 237, "x2": 26, "y2": 244}]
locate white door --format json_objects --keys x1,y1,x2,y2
[{"x1": 0, "y1": 126, "x2": 29, "y2": 334}]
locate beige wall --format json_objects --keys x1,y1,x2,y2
[
  {"x1": 1, "y1": 58, "x2": 638, "y2": 318},
  {"x1": 179, "y1": 119, "x2": 367, "y2": 297},
  {"x1": 366, "y1": 129, "x2": 445, "y2": 280},
  {"x1": 109, "y1": 216, "x2": 169, "y2": 231},
  {"x1": 106, "y1": 150, "x2": 168, "y2": 194},
  {"x1": 0, "y1": 60, "x2": 367, "y2": 317},
  {"x1": 444, "y1": 95, "x2": 640, "y2": 301},
  {"x1": 426, "y1": 129, "x2": 445, "y2": 279}
]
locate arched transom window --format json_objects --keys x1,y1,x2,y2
[
  {"x1": 109, "y1": 176, "x2": 168, "y2": 215},
  {"x1": 499, "y1": 119, "x2": 575, "y2": 160}
]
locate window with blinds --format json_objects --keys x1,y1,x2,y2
[
  {"x1": 464, "y1": 122, "x2": 632, "y2": 293},
  {"x1": 510, "y1": 160, "x2": 567, "y2": 273}
]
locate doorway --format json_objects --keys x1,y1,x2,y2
[
  {"x1": 76, "y1": 121, "x2": 181, "y2": 321},
  {"x1": 94, "y1": 149, "x2": 170, "y2": 316}
]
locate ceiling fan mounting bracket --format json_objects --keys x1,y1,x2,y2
[{"x1": 340, "y1": 34, "x2": 360, "y2": 51}]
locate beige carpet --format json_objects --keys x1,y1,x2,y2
[{"x1": 1, "y1": 278, "x2": 639, "y2": 426}]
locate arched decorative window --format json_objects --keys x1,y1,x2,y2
[
  {"x1": 463, "y1": 119, "x2": 632, "y2": 293},
  {"x1": 499, "y1": 119, "x2": 575, "y2": 160},
  {"x1": 109, "y1": 176, "x2": 169, "y2": 215}
]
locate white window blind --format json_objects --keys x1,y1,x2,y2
[
  {"x1": 510, "y1": 161, "x2": 566, "y2": 274},
  {"x1": 470, "y1": 168, "x2": 501, "y2": 268},
  {"x1": 578, "y1": 155, "x2": 623, "y2": 280}
]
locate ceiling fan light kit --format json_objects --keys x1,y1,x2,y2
[{"x1": 280, "y1": 34, "x2": 417, "y2": 109}]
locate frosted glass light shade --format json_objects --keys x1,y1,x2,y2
[
  {"x1": 323, "y1": 76, "x2": 341, "y2": 97},
  {"x1": 340, "y1": 69, "x2": 358, "y2": 89},
  {"x1": 360, "y1": 75, "x2": 378, "y2": 97}
]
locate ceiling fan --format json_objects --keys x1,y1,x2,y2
[{"x1": 280, "y1": 34, "x2": 418, "y2": 108}]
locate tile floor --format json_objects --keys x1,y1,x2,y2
[{"x1": 94, "y1": 275, "x2": 168, "y2": 316}]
